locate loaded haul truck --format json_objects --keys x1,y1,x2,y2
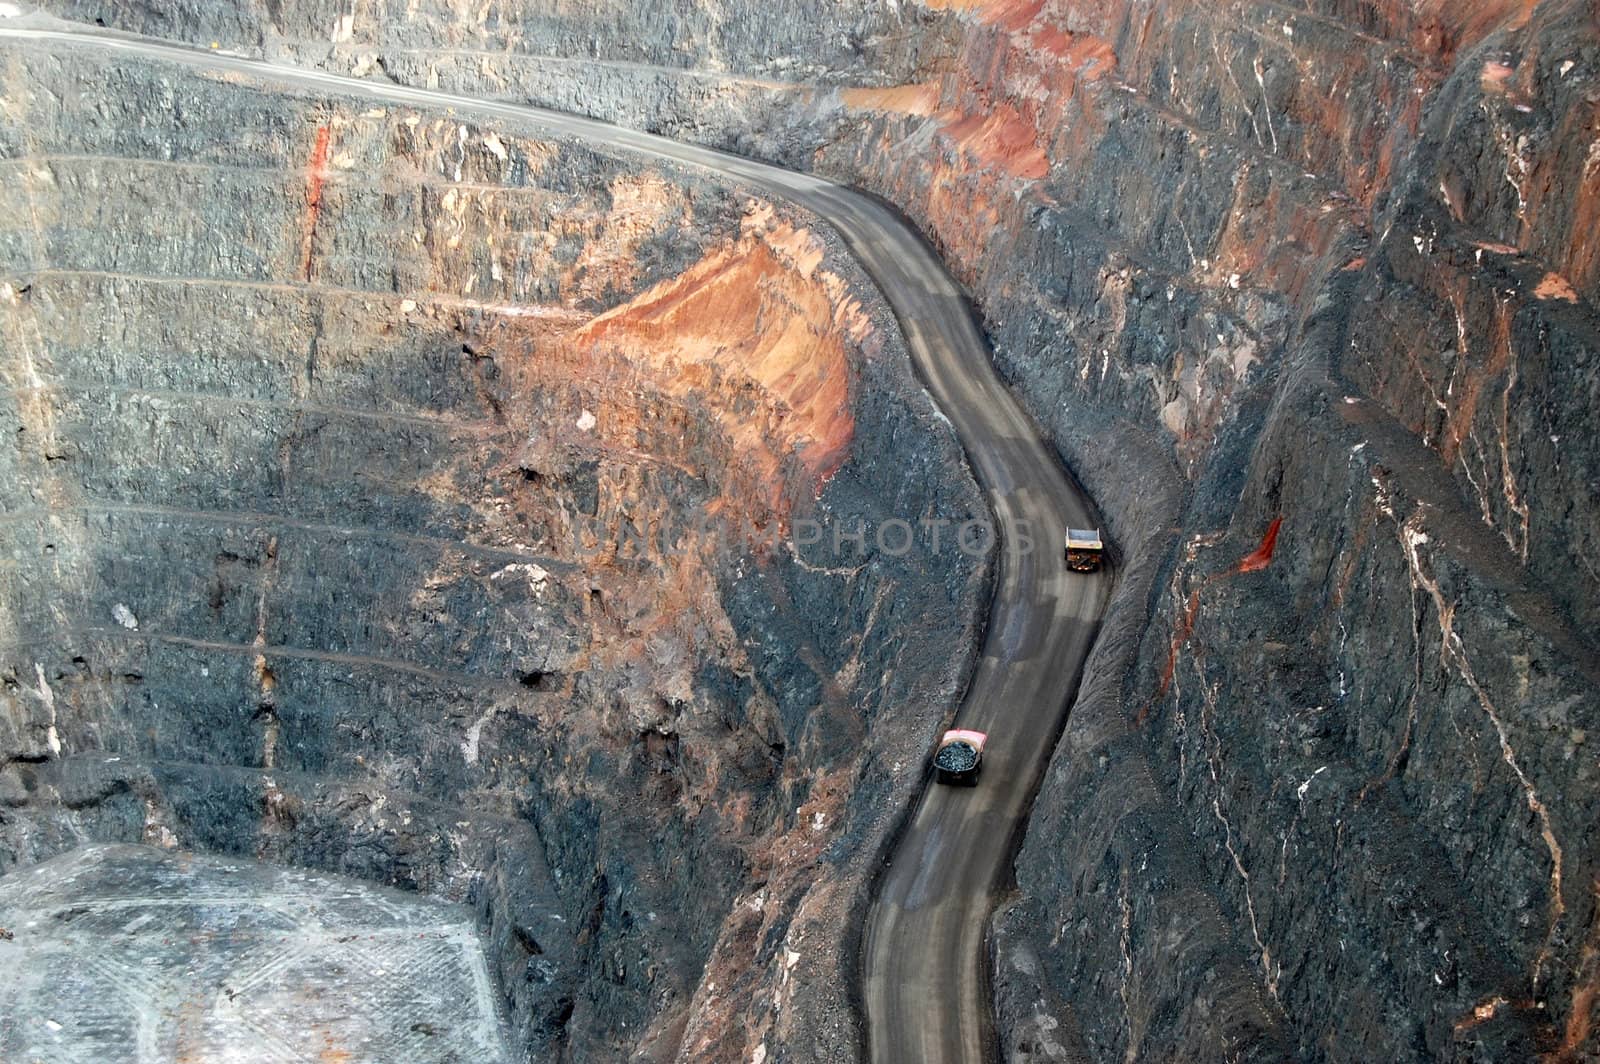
[{"x1": 933, "y1": 730, "x2": 987, "y2": 785}]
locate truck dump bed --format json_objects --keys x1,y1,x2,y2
[
  {"x1": 1065, "y1": 528, "x2": 1106, "y2": 572},
  {"x1": 1065, "y1": 528, "x2": 1103, "y2": 551},
  {"x1": 934, "y1": 729, "x2": 988, "y2": 784}
]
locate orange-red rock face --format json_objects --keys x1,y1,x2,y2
[{"x1": 572, "y1": 216, "x2": 860, "y2": 515}]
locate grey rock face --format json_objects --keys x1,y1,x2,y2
[
  {"x1": 0, "y1": 39, "x2": 989, "y2": 1063},
  {"x1": 43, "y1": 0, "x2": 949, "y2": 84},
  {"x1": 14, "y1": 1, "x2": 1600, "y2": 1061}
]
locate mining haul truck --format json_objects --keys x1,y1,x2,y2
[
  {"x1": 1064, "y1": 528, "x2": 1105, "y2": 572},
  {"x1": 934, "y1": 729, "x2": 988, "y2": 785}
]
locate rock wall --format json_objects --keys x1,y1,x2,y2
[
  {"x1": 829, "y1": 3, "x2": 1600, "y2": 1061},
  {"x1": 27, "y1": 0, "x2": 957, "y2": 167},
  {"x1": 42, "y1": 0, "x2": 954, "y2": 84},
  {"x1": 0, "y1": 43, "x2": 990, "y2": 1062},
  {"x1": 12, "y1": 0, "x2": 1600, "y2": 1061}
]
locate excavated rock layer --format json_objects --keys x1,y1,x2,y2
[
  {"x1": 0, "y1": 45, "x2": 990, "y2": 1062},
  {"x1": 17, "y1": 0, "x2": 1600, "y2": 1060},
  {"x1": 825, "y1": 3, "x2": 1600, "y2": 1061}
]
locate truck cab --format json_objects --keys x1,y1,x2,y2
[
  {"x1": 1064, "y1": 528, "x2": 1105, "y2": 572},
  {"x1": 933, "y1": 729, "x2": 988, "y2": 785}
]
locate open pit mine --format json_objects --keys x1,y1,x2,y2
[{"x1": 1, "y1": 2, "x2": 1598, "y2": 1063}]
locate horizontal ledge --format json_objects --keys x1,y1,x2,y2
[
  {"x1": 0, "y1": 499, "x2": 574, "y2": 570},
  {"x1": 10, "y1": 267, "x2": 590, "y2": 322},
  {"x1": 8, "y1": 378, "x2": 506, "y2": 432},
  {"x1": 4, "y1": 624, "x2": 547, "y2": 691}
]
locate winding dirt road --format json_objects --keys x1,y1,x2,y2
[{"x1": 0, "y1": 19, "x2": 1111, "y2": 1062}]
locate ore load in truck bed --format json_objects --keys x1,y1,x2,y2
[{"x1": 934, "y1": 729, "x2": 987, "y2": 785}]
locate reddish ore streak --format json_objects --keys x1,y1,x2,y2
[
  {"x1": 300, "y1": 125, "x2": 332, "y2": 281},
  {"x1": 1139, "y1": 517, "x2": 1284, "y2": 726},
  {"x1": 1237, "y1": 516, "x2": 1283, "y2": 573}
]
